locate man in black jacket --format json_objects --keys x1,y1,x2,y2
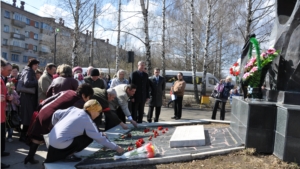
[{"x1": 129, "y1": 61, "x2": 149, "y2": 123}]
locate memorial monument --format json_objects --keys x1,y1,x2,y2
[{"x1": 231, "y1": 0, "x2": 300, "y2": 164}]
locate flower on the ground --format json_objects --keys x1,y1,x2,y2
[
  {"x1": 114, "y1": 143, "x2": 156, "y2": 160},
  {"x1": 135, "y1": 140, "x2": 142, "y2": 148},
  {"x1": 128, "y1": 146, "x2": 133, "y2": 151}
]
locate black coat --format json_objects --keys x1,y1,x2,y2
[
  {"x1": 149, "y1": 76, "x2": 165, "y2": 107},
  {"x1": 19, "y1": 66, "x2": 38, "y2": 126},
  {"x1": 129, "y1": 71, "x2": 149, "y2": 103}
]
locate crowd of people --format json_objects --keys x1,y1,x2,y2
[{"x1": 1, "y1": 57, "x2": 190, "y2": 168}]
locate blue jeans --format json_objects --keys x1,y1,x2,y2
[{"x1": 7, "y1": 128, "x2": 13, "y2": 139}]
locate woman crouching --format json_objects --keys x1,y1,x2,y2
[{"x1": 44, "y1": 100, "x2": 124, "y2": 163}]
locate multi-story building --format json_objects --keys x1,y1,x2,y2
[
  {"x1": 1, "y1": 0, "x2": 53, "y2": 68},
  {"x1": 1, "y1": 0, "x2": 128, "y2": 70}
]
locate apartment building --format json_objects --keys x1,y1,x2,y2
[
  {"x1": 1, "y1": 0, "x2": 53, "y2": 68},
  {"x1": 1, "y1": 0, "x2": 128, "y2": 70}
]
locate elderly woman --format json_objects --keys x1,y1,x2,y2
[
  {"x1": 19, "y1": 58, "x2": 39, "y2": 142},
  {"x1": 46, "y1": 64, "x2": 78, "y2": 98},
  {"x1": 44, "y1": 100, "x2": 124, "y2": 163},
  {"x1": 24, "y1": 84, "x2": 94, "y2": 165},
  {"x1": 110, "y1": 69, "x2": 128, "y2": 88},
  {"x1": 211, "y1": 76, "x2": 234, "y2": 120}
]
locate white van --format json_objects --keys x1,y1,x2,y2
[
  {"x1": 82, "y1": 67, "x2": 115, "y2": 76},
  {"x1": 164, "y1": 70, "x2": 219, "y2": 94}
]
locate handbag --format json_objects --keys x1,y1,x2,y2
[
  {"x1": 171, "y1": 94, "x2": 177, "y2": 101},
  {"x1": 211, "y1": 90, "x2": 222, "y2": 98},
  {"x1": 6, "y1": 110, "x2": 21, "y2": 128},
  {"x1": 17, "y1": 70, "x2": 36, "y2": 94},
  {"x1": 211, "y1": 83, "x2": 223, "y2": 99},
  {"x1": 16, "y1": 79, "x2": 35, "y2": 94}
]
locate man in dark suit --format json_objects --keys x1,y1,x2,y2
[
  {"x1": 129, "y1": 61, "x2": 149, "y2": 123},
  {"x1": 147, "y1": 68, "x2": 165, "y2": 122}
]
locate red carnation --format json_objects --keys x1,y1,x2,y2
[{"x1": 12, "y1": 78, "x2": 18, "y2": 84}]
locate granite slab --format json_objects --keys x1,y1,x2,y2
[{"x1": 170, "y1": 125, "x2": 205, "y2": 148}]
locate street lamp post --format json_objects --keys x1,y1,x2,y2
[{"x1": 54, "y1": 28, "x2": 60, "y2": 65}]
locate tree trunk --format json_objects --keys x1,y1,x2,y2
[
  {"x1": 140, "y1": 0, "x2": 152, "y2": 75},
  {"x1": 218, "y1": 33, "x2": 223, "y2": 80},
  {"x1": 72, "y1": 0, "x2": 80, "y2": 67},
  {"x1": 191, "y1": 0, "x2": 200, "y2": 103},
  {"x1": 116, "y1": 0, "x2": 121, "y2": 73},
  {"x1": 161, "y1": 0, "x2": 166, "y2": 99},
  {"x1": 185, "y1": 25, "x2": 189, "y2": 71},
  {"x1": 245, "y1": 0, "x2": 252, "y2": 40},
  {"x1": 201, "y1": 0, "x2": 213, "y2": 96},
  {"x1": 89, "y1": 3, "x2": 96, "y2": 67},
  {"x1": 161, "y1": 0, "x2": 166, "y2": 78}
]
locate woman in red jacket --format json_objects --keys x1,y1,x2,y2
[{"x1": 1, "y1": 58, "x2": 13, "y2": 169}]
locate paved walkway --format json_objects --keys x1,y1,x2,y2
[{"x1": 1, "y1": 106, "x2": 232, "y2": 169}]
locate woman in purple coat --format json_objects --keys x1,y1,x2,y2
[{"x1": 46, "y1": 64, "x2": 78, "y2": 98}]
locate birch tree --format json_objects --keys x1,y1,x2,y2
[
  {"x1": 56, "y1": 0, "x2": 109, "y2": 67},
  {"x1": 140, "y1": 0, "x2": 152, "y2": 75},
  {"x1": 116, "y1": 0, "x2": 121, "y2": 73},
  {"x1": 190, "y1": 0, "x2": 200, "y2": 103},
  {"x1": 161, "y1": 0, "x2": 166, "y2": 78},
  {"x1": 234, "y1": 0, "x2": 275, "y2": 43},
  {"x1": 200, "y1": 0, "x2": 217, "y2": 96}
]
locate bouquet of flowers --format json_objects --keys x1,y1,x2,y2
[
  {"x1": 114, "y1": 143, "x2": 156, "y2": 160},
  {"x1": 230, "y1": 58, "x2": 241, "y2": 85},
  {"x1": 6, "y1": 81, "x2": 15, "y2": 95},
  {"x1": 230, "y1": 58, "x2": 241, "y2": 76},
  {"x1": 242, "y1": 47, "x2": 279, "y2": 87}
]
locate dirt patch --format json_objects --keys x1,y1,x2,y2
[{"x1": 114, "y1": 149, "x2": 300, "y2": 169}]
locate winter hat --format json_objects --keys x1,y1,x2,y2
[
  {"x1": 74, "y1": 73, "x2": 84, "y2": 81},
  {"x1": 72, "y1": 66, "x2": 83, "y2": 73},
  {"x1": 91, "y1": 68, "x2": 100, "y2": 76}
]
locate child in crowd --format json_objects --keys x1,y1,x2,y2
[
  {"x1": 74, "y1": 73, "x2": 85, "y2": 86},
  {"x1": 35, "y1": 69, "x2": 43, "y2": 80},
  {"x1": 6, "y1": 79, "x2": 20, "y2": 142}
]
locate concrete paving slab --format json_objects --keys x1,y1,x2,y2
[{"x1": 75, "y1": 126, "x2": 243, "y2": 168}]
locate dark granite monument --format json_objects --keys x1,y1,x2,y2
[{"x1": 231, "y1": 0, "x2": 300, "y2": 163}]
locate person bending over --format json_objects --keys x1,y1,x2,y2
[{"x1": 44, "y1": 100, "x2": 124, "y2": 163}]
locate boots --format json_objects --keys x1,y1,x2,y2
[
  {"x1": 19, "y1": 131, "x2": 26, "y2": 142},
  {"x1": 24, "y1": 142, "x2": 39, "y2": 164},
  {"x1": 19, "y1": 125, "x2": 28, "y2": 143}
]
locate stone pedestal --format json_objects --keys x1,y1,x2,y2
[
  {"x1": 274, "y1": 104, "x2": 300, "y2": 164},
  {"x1": 266, "y1": 90, "x2": 300, "y2": 105},
  {"x1": 230, "y1": 97, "x2": 277, "y2": 153},
  {"x1": 170, "y1": 125, "x2": 205, "y2": 148}
]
